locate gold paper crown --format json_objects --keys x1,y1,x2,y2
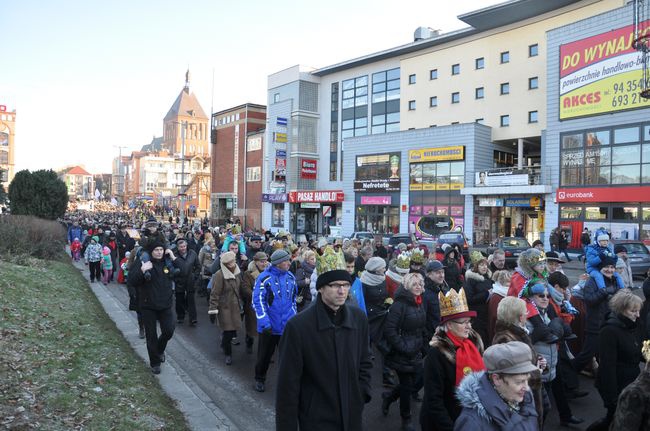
[
  {"x1": 411, "y1": 248, "x2": 425, "y2": 264},
  {"x1": 438, "y1": 288, "x2": 471, "y2": 319},
  {"x1": 642, "y1": 340, "x2": 650, "y2": 363},
  {"x1": 316, "y1": 245, "x2": 346, "y2": 274},
  {"x1": 395, "y1": 251, "x2": 411, "y2": 269},
  {"x1": 470, "y1": 250, "x2": 486, "y2": 266},
  {"x1": 231, "y1": 224, "x2": 241, "y2": 235}
]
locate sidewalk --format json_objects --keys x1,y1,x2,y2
[{"x1": 75, "y1": 260, "x2": 237, "y2": 431}]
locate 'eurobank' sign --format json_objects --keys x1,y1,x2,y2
[{"x1": 557, "y1": 186, "x2": 650, "y2": 203}]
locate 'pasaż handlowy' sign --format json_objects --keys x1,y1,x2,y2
[{"x1": 559, "y1": 20, "x2": 650, "y2": 120}]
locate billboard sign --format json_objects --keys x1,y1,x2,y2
[
  {"x1": 475, "y1": 170, "x2": 529, "y2": 186},
  {"x1": 300, "y1": 159, "x2": 317, "y2": 179},
  {"x1": 408, "y1": 146, "x2": 464, "y2": 163},
  {"x1": 559, "y1": 20, "x2": 650, "y2": 120}
]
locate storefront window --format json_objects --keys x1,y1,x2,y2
[
  {"x1": 586, "y1": 130, "x2": 610, "y2": 146},
  {"x1": 272, "y1": 204, "x2": 284, "y2": 227},
  {"x1": 611, "y1": 165, "x2": 640, "y2": 184},
  {"x1": 614, "y1": 126, "x2": 639, "y2": 144},
  {"x1": 560, "y1": 206, "x2": 583, "y2": 219},
  {"x1": 355, "y1": 205, "x2": 399, "y2": 234},
  {"x1": 612, "y1": 144, "x2": 640, "y2": 165},
  {"x1": 584, "y1": 166, "x2": 610, "y2": 185},
  {"x1": 643, "y1": 164, "x2": 650, "y2": 183},
  {"x1": 612, "y1": 206, "x2": 639, "y2": 220},
  {"x1": 585, "y1": 206, "x2": 608, "y2": 220},
  {"x1": 561, "y1": 168, "x2": 582, "y2": 186},
  {"x1": 422, "y1": 163, "x2": 436, "y2": 187},
  {"x1": 562, "y1": 134, "x2": 583, "y2": 149},
  {"x1": 643, "y1": 144, "x2": 650, "y2": 162},
  {"x1": 409, "y1": 164, "x2": 422, "y2": 187},
  {"x1": 436, "y1": 163, "x2": 450, "y2": 190},
  {"x1": 643, "y1": 207, "x2": 650, "y2": 221}
]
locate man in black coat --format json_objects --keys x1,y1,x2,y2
[
  {"x1": 127, "y1": 239, "x2": 176, "y2": 374},
  {"x1": 173, "y1": 238, "x2": 201, "y2": 326},
  {"x1": 276, "y1": 267, "x2": 373, "y2": 431},
  {"x1": 116, "y1": 224, "x2": 135, "y2": 261}
]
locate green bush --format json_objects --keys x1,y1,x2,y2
[
  {"x1": 0, "y1": 215, "x2": 67, "y2": 262},
  {"x1": 8, "y1": 169, "x2": 68, "y2": 220}
]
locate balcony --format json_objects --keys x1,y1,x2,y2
[{"x1": 461, "y1": 166, "x2": 553, "y2": 196}]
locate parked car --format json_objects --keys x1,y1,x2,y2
[
  {"x1": 388, "y1": 233, "x2": 418, "y2": 248},
  {"x1": 350, "y1": 231, "x2": 375, "y2": 241},
  {"x1": 487, "y1": 237, "x2": 532, "y2": 268},
  {"x1": 612, "y1": 240, "x2": 650, "y2": 277},
  {"x1": 436, "y1": 231, "x2": 470, "y2": 262},
  {"x1": 419, "y1": 238, "x2": 436, "y2": 254}
]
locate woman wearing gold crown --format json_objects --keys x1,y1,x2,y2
[{"x1": 420, "y1": 288, "x2": 485, "y2": 431}]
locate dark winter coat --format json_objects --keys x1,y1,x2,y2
[
  {"x1": 423, "y1": 277, "x2": 443, "y2": 341},
  {"x1": 240, "y1": 262, "x2": 262, "y2": 339},
  {"x1": 454, "y1": 372, "x2": 538, "y2": 431},
  {"x1": 362, "y1": 280, "x2": 388, "y2": 343},
  {"x1": 383, "y1": 286, "x2": 426, "y2": 373},
  {"x1": 464, "y1": 268, "x2": 492, "y2": 346},
  {"x1": 596, "y1": 313, "x2": 642, "y2": 410},
  {"x1": 492, "y1": 320, "x2": 544, "y2": 429},
  {"x1": 173, "y1": 249, "x2": 201, "y2": 293},
  {"x1": 582, "y1": 274, "x2": 619, "y2": 334},
  {"x1": 444, "y1": 252, "x2": 464, "y2": 292},
  {"x1": 295, "y1": 261, "x2": 315, "y2": 307},
  {"x1": 642, "y1": 277, "x2": 650, "y2": 340},
  {"x1": 116, "y1": 230, "x2": 135, "y2": 260},
  {"x1": 420, "y1": 327, "x2": 484, "y2": 431},
  {"x1": 276, "y1": 295, "x2": 373, "y2": 431},
  {"x1": 610, "y1": 368, "x2": 650, "y2": 431},
  {"x1": 128, "y1": 257, "x2": 174, "y2": 310}
]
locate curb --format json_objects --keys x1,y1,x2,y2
[{"x1": 80, "y1": 264, "x2": 235, "y2": 430}]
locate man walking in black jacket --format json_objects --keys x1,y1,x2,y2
[
  {"x1": 173, "y1": 238, "x2": 201, "y2": 326},
  {"x1": 127, "y1": 239, "x2": 176, "y2": 374}
]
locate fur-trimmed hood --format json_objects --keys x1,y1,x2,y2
[
  {"x1": 514, "y1": 248, "x2": 546, "y2": 280},
  {"x1": 465, "y1": 268, "x2": 492, "y2": 283},
  {"x1": 456, "y1": 371, "x2": 538, "y2": 428},
  {"x1": 429, "y1": 326, "x2": 484, "y2": 363}
]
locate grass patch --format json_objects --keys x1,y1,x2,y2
[{"x1": 0, "y1": 258, "x2": 190, "y2": 431}]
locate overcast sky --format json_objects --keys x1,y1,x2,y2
[{"x1": 1, "y1": 0, "x2": 498, "y2": 174}]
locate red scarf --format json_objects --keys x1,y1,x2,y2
[
  {"x1": 414, "y1": 295, "x2": 422, "y2": 306},
  {"x1": 447, "y1": 330, "x2": 485, "y2": 386}
]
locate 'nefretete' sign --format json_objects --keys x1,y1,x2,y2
[{"x1": 288, "y1": 190, "x2": 344, "y2": 203}]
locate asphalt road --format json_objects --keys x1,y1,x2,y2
[{"x1": 97, "y1": 255, "x2": 629, "y2": 431}]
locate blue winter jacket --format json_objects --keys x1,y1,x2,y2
[
  {"x1": 252, "y1": 265, "x2": 297, "y2": 335},
  {"x1": 68, "y1": 225, "x2": 83, "y2": 243},
  {"x1": 585, "y1": 242, "x2": 615, "y2": 273}
]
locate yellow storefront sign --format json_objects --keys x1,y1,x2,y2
[{"x1": 408, "y1": 146, "x2": 464, "y2": 163}]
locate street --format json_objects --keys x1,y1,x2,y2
[{"x1": 77, "y1": 254, "x2": 626, "y2": 431}]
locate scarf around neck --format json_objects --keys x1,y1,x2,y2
[
  {"x1": 447, "y1": 330, "x2": 485, "y2": 386},
  {"x1": 220, "y1": 261, "x2": 240, "y2": 279},
  {"x1": 360, "y1": 270, "x2": 385, "y2": 286}
]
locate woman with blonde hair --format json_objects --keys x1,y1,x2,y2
[{"x1": 487, "y1": 270, "x2": 511, "y2": 342}]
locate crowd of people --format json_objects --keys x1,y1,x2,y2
[{"x1": 61, "y1": 210, "x2": 650, "y2": 431}]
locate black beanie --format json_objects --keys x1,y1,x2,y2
[
  {"x1": 598, "y1": 255, "x2": 618, "y2": 269},
  {"x1": 147, "y1": 238, "x2": 166, "y2": 254},
  {"x1": 316, "y1": 270, "x2": 352, "y2": 290}
]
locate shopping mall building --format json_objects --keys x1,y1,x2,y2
[{"x1": 261, "y1": 0, "x2": 650, "y2": 246}]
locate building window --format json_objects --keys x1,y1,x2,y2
[
  {"x1": 529, "y1": 76, "x2": 539, "y2": 90},
  {"x1": 371, "y1": 68, "x2": 400, "y2": 134},
  {"x1": 408, "y1": 74, "x2": 416, "y2": 84},
  {"x1": 475, "y1": 57, "x2": 484, "y2": 69},
  {"x1": 475, "y1": 118, "x2": 484, "y2": 124},
  {"x1": 273, "y1": 93, "x2": 280, "y2": 103},
  {"x1": 500, "y1": 51, "x2": 510, "y2": 63},
  {"x1": 528, "y1": 111, "x2": 538, "y2": 123},
  {"x1": 451, "y1": 64, "x2": 460, "y2": 75},
  {"x1": 500, "y1": 82, "x2": 510, "y2": 95},
  {"x1": 475, "y1": 87, "x2": 484, "y2": 99},
  {"x1": 430, "y1": 69, "x2": 438, "y2": 80},
  {"x1": 500, "y1": 115, "x2": 510, "y2": 127},
  {"x1": 429, "y1": 96, "x2": 438, "y2": 107},
  {"x1": 272, "y1": 203, "x2": 284, "y2": 227},
  {"x1": 330, "y1": 82, "x2": 339, "y2": 181},
  {"x1": 342, "y1": 75, "x2": 369, "y2": 139},
  {"x1": 451, "y1": 92, "x2": 460, "y2": 104},
  {"x1": 408, "y1": 100, "x2": 416, "y2": 110},
  {"x1": 529, "y1": 43, "x2": 539, "y2": 57}
]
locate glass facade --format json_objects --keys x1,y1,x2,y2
[
  {"x1": 560, "y1": 124, "x2": 650, "y2": 186},
  {"x1": 341, "y1": 76, "x2": 368, "y2": 139},
  {"x1": 371, "y1": 68, "x2": 400, "y2": 134}
]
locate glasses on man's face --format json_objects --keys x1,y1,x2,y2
[
  {"x1": 535, "y1": 294, "x2": 550, "y2": 299},
  {"x1": 451, "y1": 319, "x2": 472, "y2": 326}
]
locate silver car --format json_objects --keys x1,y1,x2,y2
[{"x1": 613, "y1": 240, "x2": 650, "y2": 277}]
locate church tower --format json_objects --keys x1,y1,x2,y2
[{"x1": 162, "y1": 70, "x2": 209, "y2": 157}]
